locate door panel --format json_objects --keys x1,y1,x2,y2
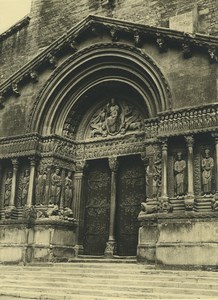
[
  {"x1": 116, "y1": 155, "x2": 146, "y2": 256},
  {"x1": 83, "y1": 159, "x2": 111, "y2": 255}
]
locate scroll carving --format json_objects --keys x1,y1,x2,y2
[{"x1": 89, "y1": 99, "x2": 144, "y2": 139}]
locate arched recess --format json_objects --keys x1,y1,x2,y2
[{"x1": 27, "y1": 43, "x2": 172, "y2": 137}]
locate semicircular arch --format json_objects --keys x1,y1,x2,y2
[{"x1": 27, "y1": 43, "x2": 172, "y2": 136}]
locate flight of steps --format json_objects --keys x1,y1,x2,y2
[{"x1": 1, "y1": 259, "x2": 218, "y2": 299}]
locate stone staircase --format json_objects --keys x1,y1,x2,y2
[{"x1": 1, "y1": 259, "x2": 218, "y2": 299}]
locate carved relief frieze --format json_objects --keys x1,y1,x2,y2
[
  {"x1": 83, "y1": 136, "x2": 145, "y2": 160},
  {"x1": 157, "y1": 105, "x2": 218, "y2": 138}
]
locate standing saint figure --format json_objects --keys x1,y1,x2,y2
[
  {"x1": 174, "y1": 152, "x2": 186, "y2": 197},
  {"x1": 21, "y1": 169, "x2": 30, "y2": 206},
  {"x1": 202, "y1": 149, "x2": 214, "y2": 195},
  {"x1": 4, "y1": 171, "x2": 12, "y2": 206},
  {"x1": 64, "y1": 171, "x2": 73, "y2": 208},
  {"x1": 50, "y1": 168, "x2": 62, "y2": 205},
  {"x1": 36, "y1": 169, "x2": 47, "y2": 205}
]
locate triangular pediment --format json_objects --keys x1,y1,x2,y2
[{"x1": 0, "y1": 14, "x2": 217, "y2": 106}]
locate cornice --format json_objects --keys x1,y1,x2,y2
[
  {"x1": 0, "y1": 15, "x2": 217, "y2": 106},
  {"x1": 0, "y1": 15, "x2": 30, "y2": 42}
]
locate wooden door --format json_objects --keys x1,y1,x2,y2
[
  {"x1": 83, "y1": 159, "x2": 111, "y2": 255},
  {"x1": 116, "y1": 155, "x2": 146, "y2": 256}
]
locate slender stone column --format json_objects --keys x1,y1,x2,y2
[
  {"x1": 184, "y1": 136, "x2": 195, "y2": 210},
  {"x1": 26, "y1": 157, "x2": 36, "y2": 207},
  {"x1": 161, "y1": 140, "x2": 169, "y2": 202},
  {"x1": 73, "y1": 160, "x2": 86, "y2": 255},
  {"x1": 104, "y1": 157, "x2": 119, "y2": 257},
  {"x1": 10, "y1": 159, "x2": 19, "y2": 207}
]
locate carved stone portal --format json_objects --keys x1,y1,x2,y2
[{"x1": 89, "y1": 99, "x2": 144, "y2": 138}]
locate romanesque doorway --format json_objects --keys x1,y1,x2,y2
[{"x1": 83, "y1": 155, "x2": 146, "y2": 256}]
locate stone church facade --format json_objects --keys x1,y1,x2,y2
[{"x1": 0, "y1": 0, "x2": 217, "y2": 266}]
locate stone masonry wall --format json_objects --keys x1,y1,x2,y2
[{"x1": 0, "y1": 0, "x2": 217, "y2": 85}]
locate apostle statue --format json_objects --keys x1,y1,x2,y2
[
  {"x1": 50, "y1": 168, "x2": 62, "y2": 205},
  {"x1": 174, "y1": 152, "x2": 186, "y2": 197},
  {"x1": 4, "y1": 171, "x2": 12, "y2": 206},
  {"x1": 64, "y1": 171, "x2": 73, "y2": 208},
  {"x1": 202, "y1": 149, "x2": 214, "y2": 195},
  {"x1": 21, "y1": 169, "x2": 30, "y2": 206},
  {"x1": 35, "y1": 168, "x2": 47, "y2": 205}
]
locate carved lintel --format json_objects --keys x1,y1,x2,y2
[
  {"x1": 133, "y1": 31, "x2": 142, "y2": 48},
  {"x1": 11, "y1": 82, "x2": 20, "y2": 96},
  {"x1": 75, "y1": 160, "x2": 86, "y2": 173},
  {"x1": 156, "y1": 34, "x2": 167, "y2": 53},
  {"x1": 108, "y1": 157, "x2": 119, "y2": 172},
  {"x1": 208, "y1": 47, "x2": 218, "y2": 63},
  {"x1": 48, "y1": 55, "x2": 57, "y2": 69},
  {"x1": 30, "y1": 71, "x2": 38, "y2": 82},
  {"x1": 182, "y1": 42, "x2": 192, "y2": 59},
  {"x1": 110, "y1": 27, "x2": 119, "y2": 42},
  {"x1": 0, "y1": 95, "x2": 5, "y2": 109},
  {"x1": 185, "y1": 135, "x2": 194, "y2": 147}
]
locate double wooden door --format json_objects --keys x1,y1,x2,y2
[{"x1": 83, "y1": 155, "x2": 145, "y2": 256}]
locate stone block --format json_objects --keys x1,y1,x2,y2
[
  {"x1": 51, "y1": 228, "x2": 76, "y2": 246},
  {"x1": 0, "y1": 247, "x2": 23, "y2": 263},
  {"x1": 34, "y1": 227, "x2": 50, "y2": 245},
  {"x1": 0, "y1": 226, "x2": 26, "y2": 244}
]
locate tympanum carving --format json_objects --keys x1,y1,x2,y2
[{"x1": 89, "y1": 99, "x2": 144, "y2": 138}]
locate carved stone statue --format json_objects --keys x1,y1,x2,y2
[
  {"x1": 64, "y1": 171, "x2": 73, "y2": 208},
  {"x1": 21, "y1": 169, "x2": 30, "y2": 206},
  {"x1": 106, "y1": 98, "x2": 120, "y2": 134},
  {"x1": 202, "y1": 149, "x2": 214, "y2": 195},
  {"x1": 50, "y1": 168, "x2": 62, "y2": 205},
  {"x1": 4, "y1": 171, "x2": 12, "y2": 206},
  {"x1": 174, "y1": 152, "x2": 186, "y2": 197},
  {"x1": 36, "y1": 169, "x2": 47, "y2": 205}
]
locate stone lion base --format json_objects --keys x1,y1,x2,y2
[
  {"x1": 0, "y1": 219, "x2": 77, "y2": 264},
  {"x1": 137, "y1": 213, "x2": 218, "y2": 267}
]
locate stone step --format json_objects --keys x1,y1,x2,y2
[
  {"x1": 1, "y1": 289, "x2": 216, "y2": 300},
  {"x1": 3, "y1": 276, "x2": 218, "y2": 290},
  {"x1": 2, "y1": 283, "x2": 218, "y2": 298}
]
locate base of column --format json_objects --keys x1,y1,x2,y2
[
  {"x1": 212, "y1": 192, "x2": 218, "y2": 211},
  {"x1": 184, "y1": 194, "x2": 195, "y2": 210},
  {"x1": 159, "y1": 196, "x2": 172, "y2": 213},
  {"x1": 104, "y1": 240, "x2": 116, "y2": 258}
]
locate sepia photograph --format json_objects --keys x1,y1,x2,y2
[{"x1": 0, "y1": 0, "x2": 217, "y2": 299}]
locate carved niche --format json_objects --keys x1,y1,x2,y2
[{"x1": 87, "y1": 99, "x2": 144, "y2": 139}]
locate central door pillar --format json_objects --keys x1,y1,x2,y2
[{"x1": 104, "y1": 157, "x2": 119, "y2": 257}]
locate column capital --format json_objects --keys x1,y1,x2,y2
[
  {"x1": 75, "y1": 160, "x2": 86, "y2": 172},
  {"x1": 212, "y1": 132, "x2": 218, "y2": 143},
  {"x1": 28, "y1": 156, "x2": 37, "y2": 166},
  {"x1": 11, "y1": 158, "x2": 19, "y2": 168},
  {"x1": 108, "y1": 157, "x2": 119, "y2": 172},
  {"x1": 185, "y1": 135, "x2": 194, "y2": 147},
  {"x1": 160, "y1": 138, "x2": 168, "y2": 151}
]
